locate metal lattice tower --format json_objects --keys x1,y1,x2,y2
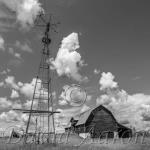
[{"x1": 23, "y1": 13, "x2": 59, "y2": 143}]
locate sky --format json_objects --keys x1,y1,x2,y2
[{"x1": 0, "y1": 0, "x2": 150, "y2": 133}]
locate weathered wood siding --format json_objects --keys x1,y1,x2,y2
[
  {"x1": 65, "y1": 105, "x2": 132, "y2": 138},
  {"x1": 86, "y1": 108, "x2": 117, "y2": 138}
]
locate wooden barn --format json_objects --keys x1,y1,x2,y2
[{"x1": 65, "y1": 105, "x2": 132, "y2": 138}]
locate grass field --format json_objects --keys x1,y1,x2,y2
[
  {"x1": 0, "y1": 133, "x2": 150, "y2": 150},
  {"x1": 0, "y1": 142, "x2": 150, "y2": 150}
]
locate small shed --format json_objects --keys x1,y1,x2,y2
[{"x1": 65, "y1": 105, "x2": 132, "y2": 138}]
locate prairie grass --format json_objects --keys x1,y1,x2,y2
[{"x1": 0, "y1": 134, "x2": 150, "y2": 150}]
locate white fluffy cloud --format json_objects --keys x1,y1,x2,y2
[
  {"x1": 0, "y1": 0, "x2": 43, "y2": 28},
  {"x1": 10, "y1": 89, "x2": 19, "y2": 99},
  {"x1": 15, "y1": 40, "x2": 33, "y2": 53},
  {"x1": 50, "y1": 32, "x2": 87, "y2": 82},
  {"x1": 4, "y1": 76, "x2": 55, "y2": 110},
  {"x1": 12, "y1": 101, "x2": 22, "y2": 109},
  {"x1": 19, "y1": 78, "x2": 53, "y2": 101},
  {"x1": 5, "y1": 76, "x2": 19, "y2": 90},
  {"x1": 0, "y1": 97, "x2": 22, "y2": 109},
  {"x1": 114, "y1": 94, "x2": 150, "y2": 131},
  {"x1": 19, "y1": 78, "x2": 37, "y2": 98},
  {"x1": 54, "y1": 100, "x2": 91, "y2": 133},
  {"x1": 23, "y1": 99, "x2": 38, "y2": 109},
  {"x1": 97, "y1": 72, "x2": 150, "y2": 130},
  {"x1": 0, "y1": 82, "x2": 4, "y2": 87},
  {"x1": 99, "y1": 72, "x2": 118, "y2": 90},
  {"x1": 54, "y1": 104, "x2": 90, "y2": 132},
  {"x1": 0, "y1": 35, "x2": 5, "y2": 51},
  {"x1": 20, "y1": 113, "x2": 30, "y2": 125},
  {"x1": 19, "y1": 78, "x2": 43, "y2": 99},
  {"x1": 14, "y1": 53, "x2": 22, "y2": 59},
  {"x1": 0, "y1": 110, "x2": 31, "y2": 126},
  {"x1": 0, "y1": 110, "x2": 20, "y2": 122},
  {"x1": 94, "y1": 69, "x2": 100, "y2": 75},
  {"x1": 0, "y1": 97, "x2": 12, "y2": 108},
  {"x1": 8, "y1": 48, "x2": 22, "y2": 59},
  {"x1": 0, "y1": 70, "x2": 7, "y2": 75}
]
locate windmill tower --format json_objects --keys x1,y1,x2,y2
[{"x1": 22, "y1": 13, "x2": 59, "y2": 143}]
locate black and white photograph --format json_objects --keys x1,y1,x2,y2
[{"x1": 0, "y1": 0, "x2": 150, "y2": 150}]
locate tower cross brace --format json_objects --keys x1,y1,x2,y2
[{"x1": 23, "y1": 14, "x2": 58, "y2": 143}]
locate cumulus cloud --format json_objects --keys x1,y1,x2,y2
[
  {"x1": 94, "y1": 69, "x2": 100, "y2": 75},
  {"x1": 0, "y1": 69, "x2": 11, "y2": 75},
  {"x1": 10, "y1": 89, "x2": 19, "y2": 99},
  {"x1": 86, "y1": 95, "x2": 92, "y2": 102},
  {"x1": 8, "y1": 47, "x2": 15, "y2": 55},
  {"x1": 17, "y1": 81, "x2": 23, "y2": 87},
  {"x1": 51, "y1": 91, "x2": 57, "y2": 100},
  {"x1": 19, "y1": 78, "x2": 52, "y2": 102},
  {"x1": 8, "y1": 59, "x2": 23, "y2": 67},
  {"x1": 99, "y1": 72, "x2": 118, "y2": 91},
  {"x1": 20, "y1": 113, "x2": 32, "y2": 125},
  {"x1": 80, "y1": 104, "x2": 90, "y2": 113},
  {"x1": 54, "y1": 104, "x2": 90, "y2": 132},
  {"x1": 23, "y1": 99, "x2": 38, "y2": 109},
  {"x1": 7, "y1": 41, "x2": 32, "y2": 60},
  {"x1": 97, "y1": 72, "x2": 150, "y2": 130},
  {"x1": 14, "y1": 53, "x2": 22, "y2": 59},
  {"x1": 116, "y1": 94, "x2": 150, "y2": 130},
  {"x1": 0, "y1": 35, "x2": 5, "y2": 51},
  {"x1": 15, "y1": 40, "x2": 33, "y2": 53},
  {"x1": 50, "y1": 32, "x2": 87, "y2": 82},
  {"x1": 0, "y1": 110, "x2": 32, "y2": 126},
  {"x1": 0, "y1": 97, "x2": 12, "y2": 108},
  {"x1": 119, "y1": 119, "x2": 130, "y2": 125},
  {"x1": 0, "y1": 97, "x2": 21, "y2": 109},
  {"x1": 0, "y1": 0, "x2": 44, "y2": 29},
  {"x1": 19, "y1": 78, "x2": 43, "y2": 99},
  {"x1": 4, "y1": 76, "x2": 39, "y2": 98},
  {"x1": 19, "y1": 78, "x2": 37, "y2": 98},
  {"x1": 5, "y1": 76, "x2": 19, "y2": 90},
  {"x1": 97, "y1": 89, "x2": 128, "y2": 107},
  {"x1": 1, "y1": 75, "x2": 58, "y2": 130},
  {"x1": 96, "y1": 93, "x2": 150, "y2": 130},
  {"x1": 0, "y1": 110, "x2": 20, "y2": 122},
  {"x1": 0, "y1": 70, "x2": 7, "y2": 75},
  {"x1": 12, "y1": 101, "x2": 22, "y2": 109},
  {"x1": 96, "y1": 94, "x2": 110, "y2": 106},
  {"x1": 0, "y1": 82, "x2": 4, "y2": 87},
  {"x1": 4, "y1": 76, "x2": 53, "y2": 109},
  {"x1": 8, "y1": 47, "x2": 22, "y2": 59}
]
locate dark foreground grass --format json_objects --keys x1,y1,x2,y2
[
  {"x1": 0, "y1": 142, "x2": 150, "y2": 150},
  {"x1": 0, "y1": 135, "x2": 150, "y2": 150}
]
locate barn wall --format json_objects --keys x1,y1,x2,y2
[
  {"x1": 118, "y1": 125, "x2": 132, "y2": 138},
  {"x1": 87, "y1": 109, "x2": 118, "y2": 138},
  {"x1": 65, "y1": 106, "x2": 132, "y2": 138},
  {"x1": 75, "y1": 125, "x2": 86, "y2": 133}
]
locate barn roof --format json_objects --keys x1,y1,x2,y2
[
  {"x1": 117, "y1": 123, "x2": 131, "y2": 130},
  {"x1": 75, "y1": 105, "x2": 117, "y2": 126}
]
